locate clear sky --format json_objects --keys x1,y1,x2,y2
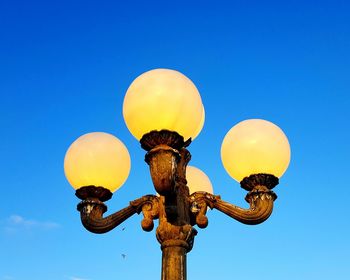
[{"x1": 0, "y1": 0, "x2": 349, "y2": 279}]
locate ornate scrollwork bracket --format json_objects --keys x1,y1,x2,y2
[
  {"x1": 75, "y1": 186, "x2": 159, "y2": 234},
  {"x1": 189, "y1": 192, "x2": 220, "y2": 228},
  {"x1": 130, "y1": 195, "x2": 160, "y2": 232},
  {"x1": 189, "y1": 174, "x2": 278, "y2": 227}
]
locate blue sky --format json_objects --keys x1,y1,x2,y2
[{"x1": 0, "y1": 0, "x2": 349, "y2": 279}]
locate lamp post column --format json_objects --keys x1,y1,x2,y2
[
  {"x1": 156, "y1": 187, "x2": 197, "y2": 280},
  {"x1": 161, "y1": 245, "x2": 187, "y2": 280},
  {"x1": 160, "y1": 232, "x2": 194, "y2": 280},
  {"x1": 152, "y1": 147, "x2": 196, "y2": 280},
  {"x1": 157, "y1": 202, "x2": 196, "y2": 280}
]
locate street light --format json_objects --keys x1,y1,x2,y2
[{"x1": 64, "y1": 68, "x2": 291, "y2": 280}]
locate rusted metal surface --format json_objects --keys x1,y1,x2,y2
[
  {"x1": 131, "y1": 195, "x2": 160, "y2": 232},
  {"x1": 240, "y1": 173, "x2": 279, "y2": 191},
  {"x1": 75, "y1": 130, "x2": 280, "y2": 280},
  {"x1": 154, "y1": 145, "x2": 195, "y2": 280},
  {"x1": 145, "y1": 145, "x2": 180, "y2": 195},
  {"x1": 161, "y1": 242, "x2": 188, "y2": 280},
  {"x1": 140, "y1": 129, "x2": 189, "y2": 151},
  {"x1": 76, "y1": 185, "x2": 112, "y2": 201},
  {"x1": 77, "y1": 189, "x2": 159, "y2": 234},
  {"x1": 189, "y1": 183, "x2": 277, "y2": 227}
]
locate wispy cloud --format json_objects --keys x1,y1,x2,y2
[
  {"x1": 70, "y1": 277, "x2": 90, "y2": 280},
  {"x1": 2, "y1": 276, "x2": 14, "y2": 280},
  {"x1": 3, "y1": 214, "x2": 60, "y2": 233}
]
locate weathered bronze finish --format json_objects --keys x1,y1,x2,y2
[
  {"x1": 76, "y1": 185, "x2": 112, "y2": 201},
  {"x1": 240, "y1": 173, "x2": 279, "y2": 191},
  {"x1": 156, "y1": 147, "x2": 196, "y2": 280},
  {"x1": 76, "y1": 188, "x2": 159, "y2": 234},
  {"x1": 145, "y1": 145, "x2": 180, "y2": 195},
  {"x1": 190, "y1": 185, "x2": 277, "y2": 227},
  {"x1": 141, "y1": 130, "x2": 189, "y2": 195},
  {"x1": 75, "y1": 130, "x2": 280, "y2": 280},
  {"x1": 140, "y1": 129, "x2": 189, "y2": 151}
]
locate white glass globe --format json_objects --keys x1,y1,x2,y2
[
  {"x1": 192, "y1": 107, "x2": 205, "y2": 140},
  {"x1": 221, "y1": 119, "x2": 291, "y2": 182},
  {"x1": 186, "y1": 166, "x2": 213, "y2": 194},
  {"x1": 64, "y1": 132, "x2": 131, "y2": 192},
  {"x1": 123, "y1": 69, "x2": 204, "y2": 140}
]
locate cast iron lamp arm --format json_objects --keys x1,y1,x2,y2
[
  {"x1": 76, "y1": 186, "x2": 160, "y2": 234},
  {"x1": 212, "y1": 187, "x2": 276, "y2": 225},
  {"x1": 78, "y1": 199, "x2": 138, "y2": 234},
  {"x1": 189, "y1": 175, "x2": 278, "y2": 228}
]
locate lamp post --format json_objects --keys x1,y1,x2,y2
[{"x1": 64, "y1": 69, "x2": 291, "y2": 280}]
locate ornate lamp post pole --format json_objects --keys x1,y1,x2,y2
[{"x1": 64, "y1": 69, "x2": 290, "y2": 280}]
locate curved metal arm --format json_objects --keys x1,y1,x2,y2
[
  {"x1": 189, "y1": 185, "x2": 277, "y2": 227},
  {"x1": 77, "y1": 195, "x2": 159, "y2": 234}
]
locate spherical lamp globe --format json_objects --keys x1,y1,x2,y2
[
  {"x1": 64, "y1": 132, "x2": 131, "y2": 192},
  {"x1": 221, "y1": 119, "x2": 291, "y2": 182},
  {"x1": 186, "y1": 165, "x2": 213, "y2": 194},
  {"x1": 123, "y1": 69, "x2": 204, "y2": 140},
  {"x1": 192, "y1": 106, "x2": 205, "y2": 140}
]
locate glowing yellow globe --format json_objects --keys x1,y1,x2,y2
[
  {"x1": 192, "y1": 107, "x2": 205, "y2": 140},
  {"x1": 186, "y1": 166, "x2": 213, "y2": 194},
  {"x1": 221, "y1": 119, "x2": 291, "y2": 182},
  {"x1": 123, "y1": 69, "x2": 204, "y2": 140},
  {"x1": 64, "y1": 132, "x2": 131, "y2": 192}
]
